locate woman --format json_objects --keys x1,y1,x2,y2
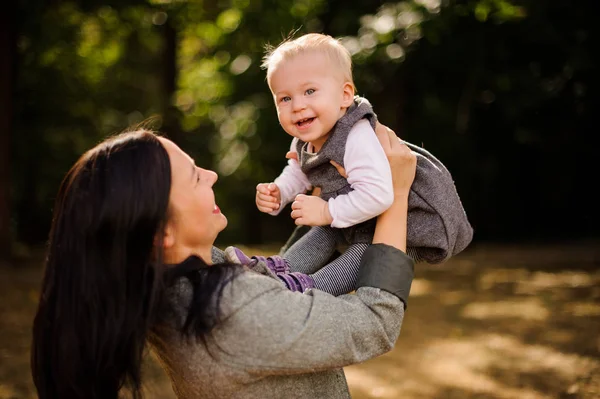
[{"x1": 31, "y1": 124, "x2": 417, "y2": 399}]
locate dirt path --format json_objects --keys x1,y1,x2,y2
[{"x1": 1, "y1": 241, "x2": 599, "y2": 399}]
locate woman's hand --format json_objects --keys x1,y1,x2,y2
[{"x1": 375, "y1": 122, "x2": 416, "y2": 198}]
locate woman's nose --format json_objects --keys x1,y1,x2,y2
[{"x1": 202, "y1": 169, "x2": 218, "y2": 185}]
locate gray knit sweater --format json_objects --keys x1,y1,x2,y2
[{"x1": 148, "y1": 245, "x2": 414, "y2": 399}]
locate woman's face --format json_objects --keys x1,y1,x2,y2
[{"x1": 159, "y1": 138, "x2": 227, "y2": 259}]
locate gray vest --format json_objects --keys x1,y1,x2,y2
[
  {"x1": 295, "y1": 96, "x2": 377, "y2": 244},
  {"x1": 292, "y1": 96, "x2": 475, "y2": 263}
]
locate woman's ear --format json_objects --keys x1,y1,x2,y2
[
  {"x1": 341, "y1": 82, "x2": 355, "y2": 107},
  {"x1": 156, "y1": 221, "x2": 175, "y2": 249}
]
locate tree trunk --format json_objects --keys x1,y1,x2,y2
[
  {"x1": 0, "y1": 5, "x2": 15, "y2": 259},
  {"x1": 161, "y1": 19, "x2": 182, "y2": 143}
]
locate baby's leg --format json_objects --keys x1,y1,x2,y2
[
  {"x1": 284, "y1": 226, "x2": 338, "y2": 275},
  {"x1": 278, "y1": 225, "x2": 311, "y2": 256},
  {"x1": 311, "y1": 243, "x2": 369, "y2": 296}
]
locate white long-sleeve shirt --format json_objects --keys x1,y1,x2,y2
[{"x1": 271, "y1": 119, "x2": 394, "y2": 228}]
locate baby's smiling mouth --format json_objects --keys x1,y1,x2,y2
[{"x1": 296, "y1": 117, "x2": 315, "y2": 127}]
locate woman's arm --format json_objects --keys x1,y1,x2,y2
[
  {"x1": 207, "y1": 124, "x2": 416, "y2": 375},
  {"x1": 208, "y1": 256, "x2": 411, "y2": 375},
  {"x1": 371, "y1": 123, "x2": 416, "y2": 252}
]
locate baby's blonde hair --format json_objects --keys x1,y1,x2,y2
[{"x1": 262, "y1": 33, "x2": 354, "y2": 88}]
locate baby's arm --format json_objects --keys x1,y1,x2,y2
[
  {"x1": 264, "y1": 139, "x2": 312, "y2": 216},
  {"x1": 328, "y1": 119, "x2": 394, "y2": 228}
]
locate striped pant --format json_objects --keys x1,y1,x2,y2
[{"x1": 283, "y1": 226, "x2": 368, "y2": 296}]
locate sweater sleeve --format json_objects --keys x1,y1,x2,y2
[
  {"x1": 328, "y1": 119, "x2": 394, "y2": 228},
  {"x1": 208, "y1": 244, "x2": 413, "y2": 375}
]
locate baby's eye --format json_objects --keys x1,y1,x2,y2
[
  {"x1": 280, "y1": 96, "x2": 291, "y2": 103},
  {"x1": 305, "y1": 88, "x2": 315, "y2": 95}
]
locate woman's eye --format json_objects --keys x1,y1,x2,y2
[{"x1": 306, "y1": 88, "x2": 315, "y2": 95}]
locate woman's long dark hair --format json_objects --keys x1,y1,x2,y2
[{"x1": 31, "y1": 130, "x2": 238, "y2": 399}]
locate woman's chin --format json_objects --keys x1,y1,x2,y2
[{"x1": 218, "y1": 214, "x2": 228, "y2": 231}]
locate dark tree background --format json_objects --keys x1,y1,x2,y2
[{"x1": 1, "y1": 0, "x2": 598, "y2": 259}]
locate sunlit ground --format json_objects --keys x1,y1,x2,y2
[{"x1": 1, "y1": 240, "x2": 599, "y2": 399}]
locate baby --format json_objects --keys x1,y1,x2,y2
[{"x1": 226, "y1": 33, "x2": 473, "y2": 295}]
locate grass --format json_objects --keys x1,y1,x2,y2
[{"x1": 1, "y1": 240, "x2": 599, "y2": 398}]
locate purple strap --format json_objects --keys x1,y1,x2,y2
[
  {"x1": 268, "y1": 256, "x2": 290, "y2": 274},
  {"x1": 289, "y1": 272, "x2": 315, "y2": 292},
  {"x1": 254, "y1": 255, "x2": 290, "y2": 275},
  {"x1": 277, "y1": 273, "x2": 300, "y2": 292},
  {"x1": 277, "y1": 272, "x2": 315, "y2": 293}
]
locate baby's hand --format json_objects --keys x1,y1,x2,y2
[
  {"x1": 290, "y1": 194, "x2": 333, "y2": 226},
  {"x1": 256, "y1": 183, "x2": 281, "y2": 213}
]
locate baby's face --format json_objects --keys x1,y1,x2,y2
[{"x1": 268, "y1": 51, "x2": 354, "y2": 152}]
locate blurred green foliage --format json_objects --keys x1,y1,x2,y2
[{"x1": 6, "y1": 0, "x2": 598, "y2": 250}]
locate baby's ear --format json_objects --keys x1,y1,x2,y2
[{"x1": 341, "y1": 82, "x2": 355, "y2": 107}]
